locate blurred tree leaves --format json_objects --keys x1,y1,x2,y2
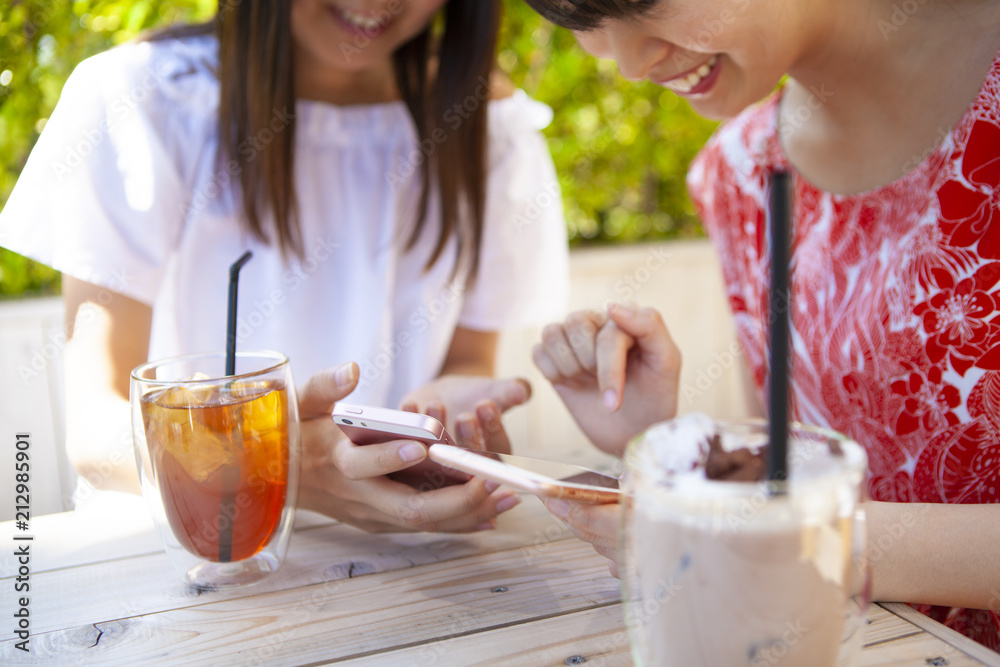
[
  {"x1": 0, "y1": 0, "x2": 213, "y2": 297},
  {"x1": 0, "y1": 0, "x2": 717, "y2": 298},
  {"x1": 499, "y1": 0, "x2": 718, "y2": 244}
]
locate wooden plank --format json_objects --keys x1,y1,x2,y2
[
  {"x1": 338, "y1": 604, "x2": 983, "y2": 667},
  {"x1": 334, "y1": 604, "x2": 632, "y2": 667},
  {"x1": 0, "y1": 538, "x2": 620, "y2": 665},
  {"x1": 860, "y1": 630, "x2": 991, "y2": 666},
  {"x1": 863, "y1": 603, "x2": 923, "y2": 646},
  {"x1": 0, "y1": 498, "x2": 574, "y2": 636},
  {"x1": 878, "y1": 603, "x2": 1000, "y2": 666}
]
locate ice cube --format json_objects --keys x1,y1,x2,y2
[{"x1": 143, "y1": 385, "x2": 238, "y2": 483}]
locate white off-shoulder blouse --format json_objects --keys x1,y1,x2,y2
[{"x1": 0, "y1": 36, "x2": 569, "y2": 407}]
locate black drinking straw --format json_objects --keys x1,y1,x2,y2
[
  {"x1": 220, "y1": 250, "x2": 252, "y2": 563},
  {"x1": 226, "y1": 251, "x2": 253, "y2": 377},
  {"x1": 766, "y1": 172, "x2": 792, "y2": 493}
]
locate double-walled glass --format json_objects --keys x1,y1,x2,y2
[
  {"x1": 621, "y1": 417, "x2": 870, "y2": 666},
  {"x1": 131, "y1": 351, "x2": 300, "y2": 589}
]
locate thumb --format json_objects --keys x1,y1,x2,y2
[
  {"x1": 298, "y1": 362, "x2": 359, "y2": 419},
  {"x1": 485, "y1": 376, "x2": 532, "y2": 412}
]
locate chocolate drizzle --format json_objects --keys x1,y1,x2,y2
[
  {"x1": 704, "y1": 434, "x2": 767, "y2": 482},
  {"x1": 702, "y1": 431, "x2": 845, "y2": 482}
]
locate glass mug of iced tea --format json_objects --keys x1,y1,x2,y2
[{"x1": 130, "y1": 351, "x2": 300, "y2": 589}]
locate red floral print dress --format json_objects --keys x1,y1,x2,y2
[{"x1": 687, "y1": 51, "x2": 1000, "y2": 650}]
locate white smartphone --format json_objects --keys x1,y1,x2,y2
[
  {"x1": 428, "y1": 444, "x2": 621, "y2": 504},
  {"x1": 332, "y1": 402, "x2": 457, "y2": 446},
  {"x1": 332, "y1": 402, "x2": 620, "y2": 504}
]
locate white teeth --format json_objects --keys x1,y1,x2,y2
[
  {"x1": 338, "y1": 8, "x2": 385, "y2": 31},
  {"x1": 663, "y1": 55, "x2": 719, "y2": 94}
]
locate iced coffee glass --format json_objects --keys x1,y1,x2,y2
[
  {"x1": 621, "y1": 415, "x2": 870, "y2": 666},
  {"x1": 130, "y1": 351, "x2": 300, "y2": 589}
]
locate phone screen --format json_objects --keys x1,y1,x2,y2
[
  {"x1": 428, "y1": 444, "x2": 620, "y2": 503},
  {"x1": 473, "y1": 451, "x2": 620, "y2": 490}
]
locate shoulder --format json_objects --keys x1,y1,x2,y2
[
  {"x1": 486, "y1": 86, "x2": 554, "y2": 152},
  {"x1": 66, "y1": 35, "x2": 219, "y2": 120},
  {"x1": 488, "y1": 71, "x2": 517, "y2": 100}
]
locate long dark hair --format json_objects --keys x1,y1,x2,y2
[
  {"x1": 150, "y1": 1, "x2": 501, "y2": 281},
  {"x1": 523, "y1": 0, "x2": 656, "y2": 31}
]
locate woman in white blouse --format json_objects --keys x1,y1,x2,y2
[{"x1": 0, "y1": 1, "x2": 568, "y2": 532}]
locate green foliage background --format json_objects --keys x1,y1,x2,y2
[{"x1": 0, "y1": 0, "x2": 717, "y2": 299}]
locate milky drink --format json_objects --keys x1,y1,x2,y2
[{"x1": 622, "y1": 415, "x2": 868, "y2": 667}]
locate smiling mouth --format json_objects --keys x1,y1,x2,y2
[
  {"x1": 656, "y1": 55, "x2": 720, "y2": 94},
  {"x1": 328, "y1": 4, "x2": 393, "y2": 36}
]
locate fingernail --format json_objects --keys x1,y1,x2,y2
[
  {"x1": 456, "y1": 417, "x2": 475, "y2": 440},
  {"x1": 545, "y1": 499, "x2": 569, "y2": 518},
  {"x1": 399, "y1": 442, "x2": 426, "y2": 463},
  {"x1": 334, "y1": 362, "x2": 356, "y2": 386},
  {"x1": 603, "y1": 390, "x2": 618, "y2": 411},
  {"x1": 476, "y1": 521, "x2": 497, "y2": 531},
  {"x1": 610, "y1": 302, "x2": 636, "y2": 317},
  {"x1": 484, "y1": 481, "x2": 500, "y2": 494},
  {"x1": 495, "y1": 494, "x2": 521, "y2": 513}
]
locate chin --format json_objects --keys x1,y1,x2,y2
[
  {"x1": 688, "y1": 86, "x2": 769, "y2": 121},
  {"x1": 686, "y1": 99, "x2": 741, "y2": 121}
]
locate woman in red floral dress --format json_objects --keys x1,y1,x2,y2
[{"x1": 524, "y1": 0, "x2": 1000, "y2": 651}]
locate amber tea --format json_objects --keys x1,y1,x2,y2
[{"x1": 141, "y1": 379, "x2": 290, "y2": 563}]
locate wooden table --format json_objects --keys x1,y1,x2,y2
[{"x1": 2, "y1": 492, "x2": 998, "y2": 666}]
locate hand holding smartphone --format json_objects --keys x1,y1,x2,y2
[{"x1": 331, "y1": 402, "x2": 620, "y2": 503}]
